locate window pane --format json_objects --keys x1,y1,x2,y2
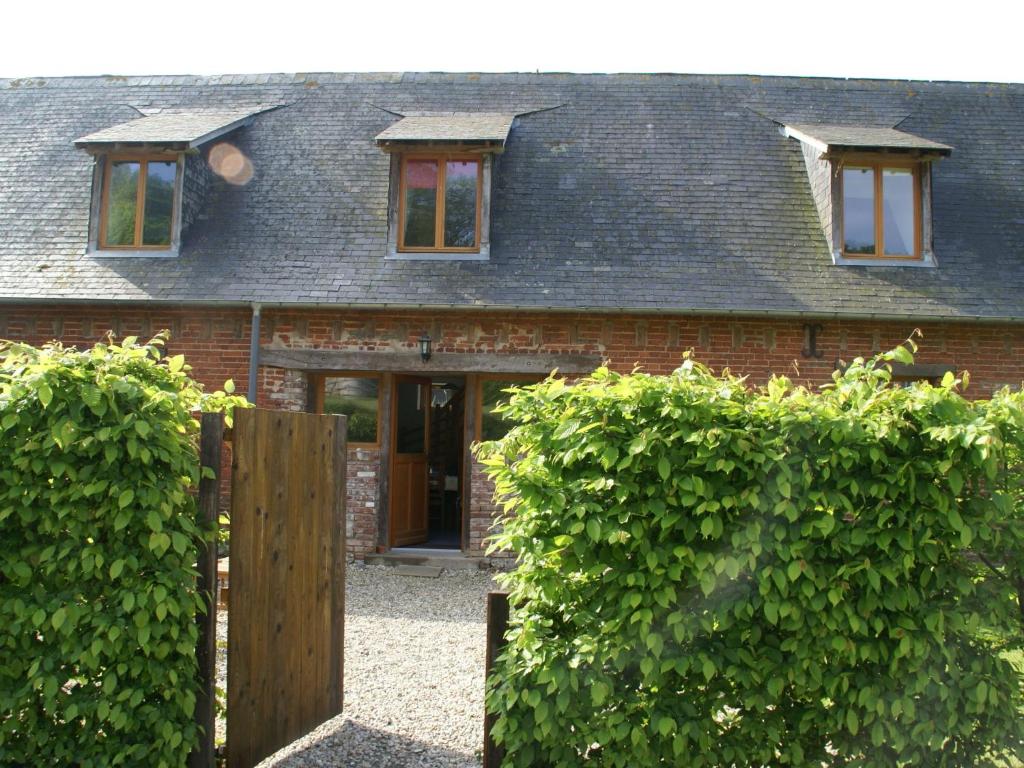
[
  {"x1": 105, "y1": 161, "x2": 140, "y2": 246},
  {"x1": 395, "y1": 381, "x2": 426, "y2": 454},
  {"x1": 403, "y1": 160, "x2": 438, "y2": 248},
  {"x1": 843, "y1": 167, "x2": 875, "y2": 254},
  {"x1": 480, "y1": 379, "x2": 529, "y2": 441},
  {"x1": 323, "y1": 376, "x2": 379, "y2": 443},
  {"x1": 142, "y1": 161, "x2": 177, "y2": 246},
  {"x1": 882, "y1": 168, "x2": 915, "y2": 256},
  {"x1": 444, "y1": 160, "x2": 478, "y2": 248}
]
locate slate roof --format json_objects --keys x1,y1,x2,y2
[
  {"x1": 375, "y1": 112, "x2": 517, "y2": 144},
  {"x1": 1, "y1": 72, "x2": 1022, "y2": 321},
  {"x1": 783, "y1": 123, "x2": 953, "y2": 155},
  {"x1": 74, "y1": 106, "x2": 277, "y2": 148}
]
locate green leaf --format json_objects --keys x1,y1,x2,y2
[
  {"x1": 889, "y1": 345, "x2": 914, "y2": 365},
  {"x1": 591, "y1": 681, "x2": 609, "y2": 706},
  {"x1": 702, "y1": 659, "x2": 715, "y2": 681},
  {"x1": 657, "y1": 716, "x2": 675, "y2": 737},
  {"x1": 657, "y1": 456, "x2": 671, "y2": 481},
  {"x1": 846, "y1": 708, "x2": 859, "y2": 736},
  {"x1": 168, "y1": 354, "x2": 185, "y2": 372},
  {"x1": 118, "y1": 489, "x2": 134, "y2": 509},
  {"x1": 586, "y1": 518, "x2": 602, "y2": 542},
  {"x1": 37, "y1": 382, "x2": 53, "y2": 407},
  {"x1": 976, "y1": 681, "x2": 989, "y2": 707},
  {"x1": 554, "y1": 419, "x2": 582, "y2": 440},
  {"x1": 948, "y1": 469, "x2": 964, "y2": 495},
  {"x1": 51, "y1": 607, "x2": 66, "y2": 630},
  {"x1": 109, "y1": 559, "x2": 124, "y2": 579}
]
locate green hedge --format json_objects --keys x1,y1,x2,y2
[
  {"x1": 0, "y1": 337, "x2": 244, "y2": 767},
  {"x1": 479, "y1": 344, "x2": 1024, "y2": 767}
]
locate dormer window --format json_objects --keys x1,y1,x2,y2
[
  {"x1": 841, "y1": 161, "x2": 919, "y2": 259},
  {"x1": 376, "y1": 112, "x2": 517, "y2": 260},
  {"x1": 783, "y1": 123, "x2": 952, "y2": 267},
  {"x1": 100, "y1": 155, "x2": 179, "y2": 249},
  {"x1": 399, "y1": 155, "x2": 481, "y2": 252},
  {"x1": 74, "y1": 106, "x2": 273, "y2": 257}
]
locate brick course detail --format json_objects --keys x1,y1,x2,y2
[{"x1": 4, "y1": 304, "x2": 1022, "y2": 560}]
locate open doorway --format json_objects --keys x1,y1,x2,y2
[
  {"x1": 388, "y1": 375, "x2": 465, "y2": 551},
  {"x1": 421, "y1": 377, "x2": 464, "y2": 549}
]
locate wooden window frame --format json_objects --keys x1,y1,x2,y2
[
  {"x1": 475, "y1": 374, "x2": 543, "y2": 441},
  {"x1": 397, "y1": 153, "x2": 483, "y2": 253},
  {"x1": 99, "y1": 152, "x2": 180, "y2": 251},
  {"x1": 840, "y1": 156, "x2": 922, "y2": 261},
  {"x1": 312, "y1": 371, "x2": 383, "y2": 448}
]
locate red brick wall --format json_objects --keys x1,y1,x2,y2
[{"x1": 3, "y1": 304, "x2": 1023, "y2": 560}]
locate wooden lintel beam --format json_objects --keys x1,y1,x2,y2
[{"x1": 258, "y1": 348, "x2": 602, "y2": 375}]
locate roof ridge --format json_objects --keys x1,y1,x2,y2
[{"x1": 3, "y1": 71, "x2": 1024, "y2": 89}]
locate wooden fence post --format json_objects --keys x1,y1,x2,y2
[
  {"x1": 189, "y1": 412, "x2": 224, "y2": 768},
  {"x1": 483, "y1": 591, "x2": 510, "y2": 768}
]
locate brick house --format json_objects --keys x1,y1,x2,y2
[{"x1": 1, "y1": 72, "x2": 1021, "y2": 561}]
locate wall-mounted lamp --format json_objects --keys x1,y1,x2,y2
[{"x1": 419, "y1": 332, "x2": 432, "y2": 362}]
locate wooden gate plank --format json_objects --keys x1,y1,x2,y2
[
  {"x1": 328, "y1": 414, "x2": 347, "y2": 713},
  {"x1": 189, "y1": 412, "x2": 224, "y2": 768},
  {"x1": 227, "y1": 409, "x2": 347, "y2": 768},
  {"x1": 226, "y1": 407, "x2": 255, "y2": 768}
]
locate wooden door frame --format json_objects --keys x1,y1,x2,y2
[{"x1": 388, "y1": 374, "x2": 432, "y2": 548}]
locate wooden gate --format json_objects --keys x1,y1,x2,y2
[{"x1": 227, "y1": 408, "x2": 347, "y2": 768}]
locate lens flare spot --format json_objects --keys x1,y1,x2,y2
[{"x1": 208, "y1": 142, "x2": 254, "y2": 185}]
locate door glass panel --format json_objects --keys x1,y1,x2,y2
[
  {"x1": 444, "y1": 160, "x2": 478, "y2": 248},
  {"x1": 395, "y1": 381, "x2": 426, "y2": 454},
  {"x1": 105, "y1": 161, "x2": 140, "y2": 246},
  {"x1": 403, "y1": 160, "x2": 438, "y2": 248},
  {"x1": 882, "y1": 168, "x2": 915, "y2": 256},
  {"x1": 322, "y1": 376, "x2": 379, "y2": 443},
  {"x1": 843, "y1": 167, "x2": 875, "y2": 254},
  {"x1": 142, "y1": 161, "x2": 177, "y2": 246}
]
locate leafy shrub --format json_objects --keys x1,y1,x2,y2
[
  {"x1": 479, "y1": 343, "x2": 1024, "y2": 767},
  {"x1": 0, "y1": 336, "x2": 245, "y2": 767}
]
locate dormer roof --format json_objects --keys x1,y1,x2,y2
[
  {"x1": 782, "y1": 123, "x2": 953, "y2": 157},
  {"x1": 375, "y1": 112, "x2": 517, "y2": 149},
  {"x1": 74, "y1": 106, "x2": 278, "y2": 150}
]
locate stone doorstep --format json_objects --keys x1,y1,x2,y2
[
  {"x1": 363, "y1": 549, "x2": 489, "y2": 571},
  {"x1": 394, "y1": 564, "x2": 443, "y2": 578}
]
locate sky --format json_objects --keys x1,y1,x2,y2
[{"x1": 2, "y1": 0, "x2": 1022, "y2": 83}]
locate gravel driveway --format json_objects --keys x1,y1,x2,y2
[{"x1": 217, "y1": 563, "x2": 498, "y2": 767}]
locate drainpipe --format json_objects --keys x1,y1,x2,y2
[{"x1": 247, "y1": 303, "x2": 261, "y2": 405}]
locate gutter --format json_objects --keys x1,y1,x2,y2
[
  {"x1": 0, "y1": 296, "x2": 1022, "y2": 325},
  {"x1": 247, "y1": 303, "x2": 261, "y2": 405}
]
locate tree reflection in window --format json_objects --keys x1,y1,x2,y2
[
  {"x1": 479, "y1": 378, "x2": 538, "y2": 441},
  {"x1": 101, "y1": 156, "x2": 177, "y2": 249},
  {"x1": 444, "y1": 161, "x2": 477, "y2": 247},
  {"x1": 322, "y1": 376, "x2": 379, "y2": 443},
  {"x1": 400, "y1": 155, "x2": 479, "y2": 251}
]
